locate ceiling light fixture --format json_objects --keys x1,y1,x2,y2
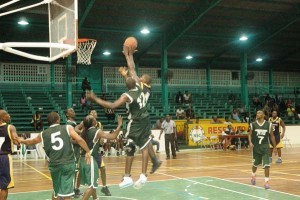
[
  {"x1": 239, "y1": 35, "x2": 248, "y2": 41},
  {"x1": 256, "y1": 58, "x2": 263, "y2": 62},
  {"x1": 103, "y1": 51, "x2": 111, "y2": 56},
  {"x1": 141, "y1": 28, "x2": 150, "y2": 34},
  {"x1": 18, "y1": 17, "x2": 29, "y2": 25},
  {"x1": 186, "y1": 55, "x2": 193, "y2": 60}
]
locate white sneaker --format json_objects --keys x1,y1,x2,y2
[
  {"x1": 119, "y1": 176, "x2": 133, "y2": 189},
  {"x1": 133, "y1": 174, "x2": 147, "y2": 189}
]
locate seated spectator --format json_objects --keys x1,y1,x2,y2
[
  {"x1": 236, "y1": 127, "x2": 249, "y2": 148},
  {"x1": 80, "y1": 93, "x2": 87, "y2": 110},
  {"x1": 150, "y1": 134, "x2": 160, "y2": 153},
  {"x1": 211, "y1": 116, "x2": 221, "y2": 124},
  {"x1": 287, "y1": 104, "x2": 296, "y2": 119},
  {"x1": 185, "y1": 106, "x2": 195, "y2": 119},
  {"x1": 252, "y1": 94, "x2": 262, "y2": 108},
  {"x1": 263, "y1": 104, "x2": 271, "y2": 118},
  {"x1": 239, "y1": 105, "x2": 247, "y2": 122},
  {"x1": 279, "y1": 100, "x2": 287, "y2": 116},
  {"x1": 231, "y1": 108, "x2": 241, "y2": 122},
  {"x1": 105, "y1": 108, "x2": 115, "y2": 124},
  {"x1": 228, "y1": 93, "x2": 235, "y2": 104},
  {"x1": 176, "y1": 106, "x2": 185, "y2": 119},
  {"x1": 224, "y1": 116, "x2": 232, "y2": 124},
  {"x1": 184, "y1": 117, "x2": 194, "y2": 139},
  {"x1": 31, "y1": 111, "x2": 43, "y2": 131},
  {"x1": 183, "y1": 90, "x2": 192, "y2": 104},
  {"x1": 155, "y1": 117, "x2": 164, "y2": 129},
  {"x1": 175, "y1": 91, "x2": 184, "y2": 104},
  {"x1": 81, "y1": 77, "x2": 91, "y2": 91},
  {"x1": 286, "y1": 99, "x2": 292, "y2": 107}
]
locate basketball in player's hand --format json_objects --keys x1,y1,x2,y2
[{"x1": 124, "y1": 37, "x2": 138, "y2": 50}]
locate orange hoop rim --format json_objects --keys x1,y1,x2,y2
[{"x1": 78, "y1": 38, "x2": 97, "y2": 43}]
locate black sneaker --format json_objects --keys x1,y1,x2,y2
[
  {"x1": 150, "y1": 160, "x2": 162, "y2": 174},
  {"x1": 101, "y1": 186, "x2": 111, "y2": 196}
]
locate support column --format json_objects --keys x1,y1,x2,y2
[
  {"x1": 50, "y1": 63, "x2": 55, "y2": 89},
  {"x1": 206, "y1": 65, "x2": 211, "y2": 94},
  {"x1": 269, "y1": 69, "x2": 273, "y2": 94},
  {"x1": 66, "y1": 56, "x2": 72, "y2": 108},
  {"x1": 161, "y1": 33, "x2": 169, "y2": 114},
  {"x1": 240, "y1": 50, "x2": 249, "y2": 111}
]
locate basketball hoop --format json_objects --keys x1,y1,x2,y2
[{"x1": 77, "y1": 38, "x2": 97, "y2": 65}]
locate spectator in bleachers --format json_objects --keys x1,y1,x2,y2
[
  {"x1": 286, "y1": 99, "x2": 292, "y2": 107},
  {"x1": 279, "y1": 99, "x2": 287, "y2": 116},
  {"x1": 183, "y1": 90, "x2": 192, "y2": 105},
  {"x1": 252, "y1": 94, "x2": 262, "y2": 108},
  {"x1": 195, "y1": 117, "x2": 200, "y2": 124},
  {"x1": 81, "y1": 77, "x2": 91, "y2": 91},
  {"x1": 176, "y1": 106, "x2": 185, "y2": 119},
  {"x1": 228, "y1": 93, "x2": 235, "y2": 104},
  {"x1": 224, "y1": 116, "x2": 232, "y2": 125},
  {"x1": 104, "y1": 108, "x2": 115, "y2": 124},
  {"x1": 263, "y1": 104, "x2": 271, "y2": 118},
  {"x1": 155, "y1": 117, "x2": 164, "y2": 129},
  {"x1": 211, "y1": 116, "x2": 221, "y2": 124},
  {"x1": 80, "y1": 93, "x2": 87, "y2": 110},
  {"x1": 231, "y1": 108, "x2": 241, "y2": 122},
  {"x1": 185, "y1": 106, "x2": 195, "y2": 119},
  {"x1": 236, "y1": 127, "x2": 249, "y2": 148},
  {"x1": 287, "y1": 104, "x2": 296, "y2": 119},
  {"x1": 31, "y1": 111, "x2": 43, "y2": 131},
  {"x1": 265, "y1": 93, "x2": 271, "y2": 105},
  {"x1": 175, "y1": 91, "x2": 184, "y2": 104}
]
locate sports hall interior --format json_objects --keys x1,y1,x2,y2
[{"x1": 1, "y1": 1, "x2": 300, "y2": 200}]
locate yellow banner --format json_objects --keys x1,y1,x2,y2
[{"x1": 186, "y1": 123, "x2": 249, "y2": 146}]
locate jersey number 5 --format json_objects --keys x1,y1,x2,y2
[{"x1": 51, "y1": 132, "x2": 64, "y2": 151}]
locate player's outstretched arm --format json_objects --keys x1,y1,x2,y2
[
  {"x1": 94, "y1": 116, "x2": 123, "y2": 141},
  {"x1": 20, "y1": 133, "x2": 42, "y2": 146},
  {"x1": 9, "y1": 125, "x2": 21, "y2": 145},
  {"x1": 87, "y1": 91, "x2": 129, "y2": 109},
  {"x1": 119, "y1": 66, "x2": 129, "y2": 79},
  {"x1": 68, "y1": 126, "x2": 91, "y2": 164}
]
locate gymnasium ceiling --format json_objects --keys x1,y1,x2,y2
[{"x1": 1, "y1": 0, "x2": 300, "y2": 71}]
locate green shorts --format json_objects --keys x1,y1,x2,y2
[
  {"x1": 252, "y1": 147, "x2": 270, "y2": 168},
  {"x1": 126, "y1": 117, "x2": 152, "y2": 149},
  {"x1": 48, "y1": 162, "x2": 75, "y2": 198},
  {"x1": 80, "y1": 156, "x2": 99, "y2": 188}
]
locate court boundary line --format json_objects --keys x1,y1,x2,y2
[
  {"x1": 208, "y1": 176, "x2": 300, "y2": 198},
  {"x1": 157, "y1": 172, "x2": 269, "y2": 200},
  {"x1": 22, "y1": 162, "x2": 52, "y2": 180}
]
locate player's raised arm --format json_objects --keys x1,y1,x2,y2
[{"x1": 123, "y1": 45, "x2": 139, "y2": 84}]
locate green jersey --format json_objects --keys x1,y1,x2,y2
[
  {"x1": 125, "y1": 84, "x2": 150, "y2": 120},
  {"x1": 250, "y1": 120, "x2": 272, "y2": 153},
  {"x1": 66, "y1": 120, "x2": 77, "y2": 127},
  {"x1": 81, "y1": 127, "x2": 99, "y2": 158},
  {"x1": 41, "y1": 124, "x2": 75, "y2": 166}
]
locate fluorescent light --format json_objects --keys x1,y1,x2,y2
[
  {"x1": 103, "y1": 51, "x2": 111, "y2": 56},
  {"x1": 256, "y1": 58, "x2": 263, "y2": 62},
  {"x1": 18, "y1": 19, "x2": 29, "y2": 25},
  {"x1": 186, "y1": 55, "x2": 193, "y2": 60},
  {"x1": 239, "y1": 35, "x2": 248, "y2": 41},
  {"x1": 141, "y1": 28, "x2": 150, "y2": 34}
]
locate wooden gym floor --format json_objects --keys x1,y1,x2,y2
[{"x1": 8, "y1": 146, "x2": 300, "y2": 200}]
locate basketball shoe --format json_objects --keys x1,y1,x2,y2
[
  {"x1": 133, "y1": 174, "x2": 147, "y2": 189},
  {"x1": 119, "y1": 176, "x2": 133, "y2": 189}
]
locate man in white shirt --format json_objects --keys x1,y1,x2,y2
[
  {"x1": 176, "y1": 106, "x2": 185, "y2": 119},
  {"x1": 159, "y1": 115, "x2": 177, "y2": 160}
]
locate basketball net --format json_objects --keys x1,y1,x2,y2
[{"x1": 77, "y1": 39, "x2": 97, "y2": 65}]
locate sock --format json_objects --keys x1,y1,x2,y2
[
  {"x1": 278, "y1": 157, "x2": 282, "y2": 159},
  {"x1": 252, "y1": 173, "x2": 256, "y2": 177},
  {"x1": 265, "y1": 177, "x2": 269, "y2": 182}
]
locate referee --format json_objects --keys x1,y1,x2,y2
[{"x1": 159, "y1": 114, "x2": 177, "y2": 160}]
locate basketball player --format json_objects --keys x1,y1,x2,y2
[
  {"x1": 64, "y1": 108, "x2": 81, "y2": 198},
  {"x1": 249, "y1": 110, "x2": 277, "y2": 189},
  {"x1": 80, "y1": 115, "x2": 122, "y2": 200},
  {"x1": 117, "y1": 45, "x2": 162, "y2": 189},
  {"x1": 269, "y1": 110, "x2": 286, "y2": 164},
  {"x1": 75, "y1": 110, "x2": 111, "y2": 196},
  {"x1": 19, "y1": 112, "x2": 91, "y2": 200},
  {"x1": 0, "y1": 110, "x2": 21, "y2": 200}
]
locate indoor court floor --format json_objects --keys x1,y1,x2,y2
[{"x1": 8, "y1": 147, "x2": 300, "y2": 200}]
